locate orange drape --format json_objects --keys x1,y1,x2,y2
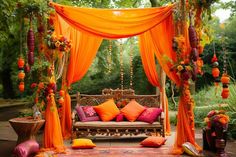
[
  {"x1": 44, "y1": 94, "x2": 65, "y2": 152},
  {"x1": 51, "y1": 2, "x2": 200, "y2": 155}
]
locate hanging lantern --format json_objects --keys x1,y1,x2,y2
[
  {"x1": 211, "y1": 53, "x2": 220, "y2": 84},
  {"x1": 18, "y1": 70, "x2": 25, "y2": 80},
  {"x1": 191, "y1": 48, "x2": 198, "y2": 62},
  {"x1": 221, "y1": 88, "x2": 229, "y2": 99},
  {"x1": 212, "y1": 67, "x2": 220, "y2": 78},
  {"x1": 18, "y1": 82, "x2": 25, "y2": 92},
  {"x1": 221, "y1": 74, "x2": 230, "y2": 84},
  {"x1": 28, "y1": 51, "x2": 34, "y2": 65},
  {"x1": 17, "y1": 57, "x2": 25, "y2": 69},
  {"x1": 27, "y1": 28, "x2": 35, "y2": 52},
  {"x1": 24, "y1": 63, "x2": 31, "y2": 73}
]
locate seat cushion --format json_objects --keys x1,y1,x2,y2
[
  {"x1": 137, "y1": 108, "x2": 162, "y2": 124},
  {"x1": 72, "y1": 138, "x2": 96, "y2": 149},
  {"x1": 120, "y1": 100, "x2": 146, "y2": 122},
  {"x1": 76, "y1": 106, "x2": 100, "y2": 122},
  {"x1": 93, "y1": 99, "x2": 120, "y2": 121},
  {"x1": 74, "y1": 121, "x2": 161, "y2": 128},
  {"x1": 140, "y1": 136, "x2": 166, "y2": 147}
]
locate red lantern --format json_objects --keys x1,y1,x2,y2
[
  {"x1": 28, "y1": 51, "x2": 34, "y2": 65},
  {"x1": 18, "y1": 82, "x2": 24, "y2": 92},
  {"x1": 24, "y1": 63, "x2": 30, "y2": 73},
  {"x1": 212, "y1": 68, "x2": 220, "y2": 78},
  {"x1": 221, "y1": 74, "x2": 230, "y2": 84},
  {"x1": 221, "y1": 88, "x2": 229, "y2": 99},
  {"x1": 59, "y1": 90, "x2": 65, "y2": 96},
  {"x1": 17, "y1": 57, "x2": 25, "y2": 69}
]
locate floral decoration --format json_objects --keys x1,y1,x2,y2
[
  {"x1": 46, "y1": 30, "x2": 71, "y2": 52},
  {"x1": 204, "y1": 110, "x2": 230, "y2": 130}
]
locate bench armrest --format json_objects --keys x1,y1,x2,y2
[{"x1": 72, "y1": 109, "x2": 77, "y2": 123}]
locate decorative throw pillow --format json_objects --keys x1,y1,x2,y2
[
  {"x1": 140, "y1": 136, "x2": 166, "y2": 147},
  {"x1": 120, "y1": 100, "x2": 146, "y2": 122},
  {"x1": 93, "y1": 99, "x2": 120, "y2": 121},
  {"x1": 182, "y1": 142, "x2": 201, "y2": 156},
  {"x1": 76, "y1": 105, "x2": 100, "y2": 122},
  {"x1": 13, "y1": 140, "x2": 39, "y2": 157},
  {"x1": 137, "y1": 108, "x2": 162, "y2": 124},
  {"x1": 72, "y1": 138, "x2": 96, "y2": 149},
  {"x1": 116, "y1": 113, "x2": 124, "y2": 122}
]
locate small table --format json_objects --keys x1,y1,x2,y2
[{"x1": 9, "y1": 117, "x2": 45, "y2": 144}]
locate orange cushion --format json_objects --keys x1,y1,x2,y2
[
  {"x1": 120, "y1": 99, "x2": 145, "y2": 122},
  {"x1": 140, "y1": 136, "x2": 166, "y2": 147},
  {"x1": 72, "y1": 138, "x2": 96, "y2": 149},
  {"x1": 93, "y1": 99, "x2": 120, "y2": 121}
]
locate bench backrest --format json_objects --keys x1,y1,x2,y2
[{"x1": 76, "y1": 88, "x2": 160, "y2": 108}]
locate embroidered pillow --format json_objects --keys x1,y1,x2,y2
[
  {"x1": 116, "y1": 113, "x2": 124, "y2": 122},
  {"x1": 72, "y1": 138, "x2": 96, "y2": 149},
  {"x1": 137, "y1": 108, "x2": 162, "y2": 124},
  {"x1": 120, "y1": 99, "x2": 146, "y2": 122},
  {"x1": 140, "y1": 136, "x2": 166, "y2": 147},
  {"x1": 76, "y1": 105, "x2": 100, "y2": 122},
  {"x1": 93, "y1": 99, "x2": 120, "y2": 121},
  {"x1": 13, "y1": 140, "x2": 39, "y2": 157}
]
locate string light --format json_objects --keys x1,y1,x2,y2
[
  {"x1": 129, "y1": 38, "x2": 134, "y2": 89},
  {"x1": 107, "y1": 40, "x2": 112, "y2": 74},
  {"x1": 119, "y1": 41, "x2": 124, "y2": 90}
]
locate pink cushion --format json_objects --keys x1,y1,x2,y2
[
  {"x1": 137, "y1": 108, "x2": 162, "y2": 124},
  {"x1": 76, "y1": 105, "x2": 100, "y2": 122},
  {"x1": 116, "y1": 113, "x2": 124, "y2": 122},
  {"x1": 13, "y1": 140, "x2": 39, "y2": 157}
]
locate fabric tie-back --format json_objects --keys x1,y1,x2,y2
[{"x1": 51, "y1": 2, "x2": 199, "y2": 154}]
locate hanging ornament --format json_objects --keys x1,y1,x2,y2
[
  {"x1": 27, "y1": 17, "x2": 35, "y2": 65},
  {"x1": 119, "y1": 41, "x2": 124, "y2": 90},
  {"x1": 211, "y1": 45, "x2": 220, "y2": 87},
  {"x1": 129, "y1": 38, "x2": 134, "y2": 89},
  {"x1": 17, "y1": 57, "x2": 25, "y2": 69},
  {"x1": 18, "y1": 82, "x2": 25, "y2": 92},
  {"x1": 24, "y1": 63, "x2": 31, "y2": 73},
  {"x1": 107, "y1": 40, "x2": 112, "y2": 74},
  {"x1": 221, "y1": 47, "x2": 230, "y2": 99}
]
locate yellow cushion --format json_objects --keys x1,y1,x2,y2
[
  {"x1": 182, "y1": 142, "x2": 200, "y2": 156},
  {"x1": 120, "y1": 100, "x2": 145, "y2": 122},
  {"x1": 93, "y1": 99, "x2": 120, "y2": 121},
  {"x1": 72, "y1": 138, "x2": 96, "y2": 149}
]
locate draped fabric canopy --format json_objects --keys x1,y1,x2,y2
[{"x1": 48, "y1": 2, "x2": 200, "y2": 155}]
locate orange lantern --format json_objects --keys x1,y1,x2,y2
[
  {"x1": 221, "y1": 88, "x2": 229, "y2": 99},
  {"x1": 212, "y1": 68, "x2": 220, "y2": 78},
  {"x1": 221, "y1": 74, "x2": 230, "y2": 84},
  {"x1": 18, "y1": 71, "x2": 25, "y2": 80},
  {"x1": 18, "y1": 82, "x2": 24, "y2": 92},
  {"x1": 17, "y1": 57, "x2": 25, "y2": 69}
]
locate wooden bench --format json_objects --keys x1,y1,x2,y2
[{"x1": 71, "y1": 89, "x2": 164, "y2": 140}]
